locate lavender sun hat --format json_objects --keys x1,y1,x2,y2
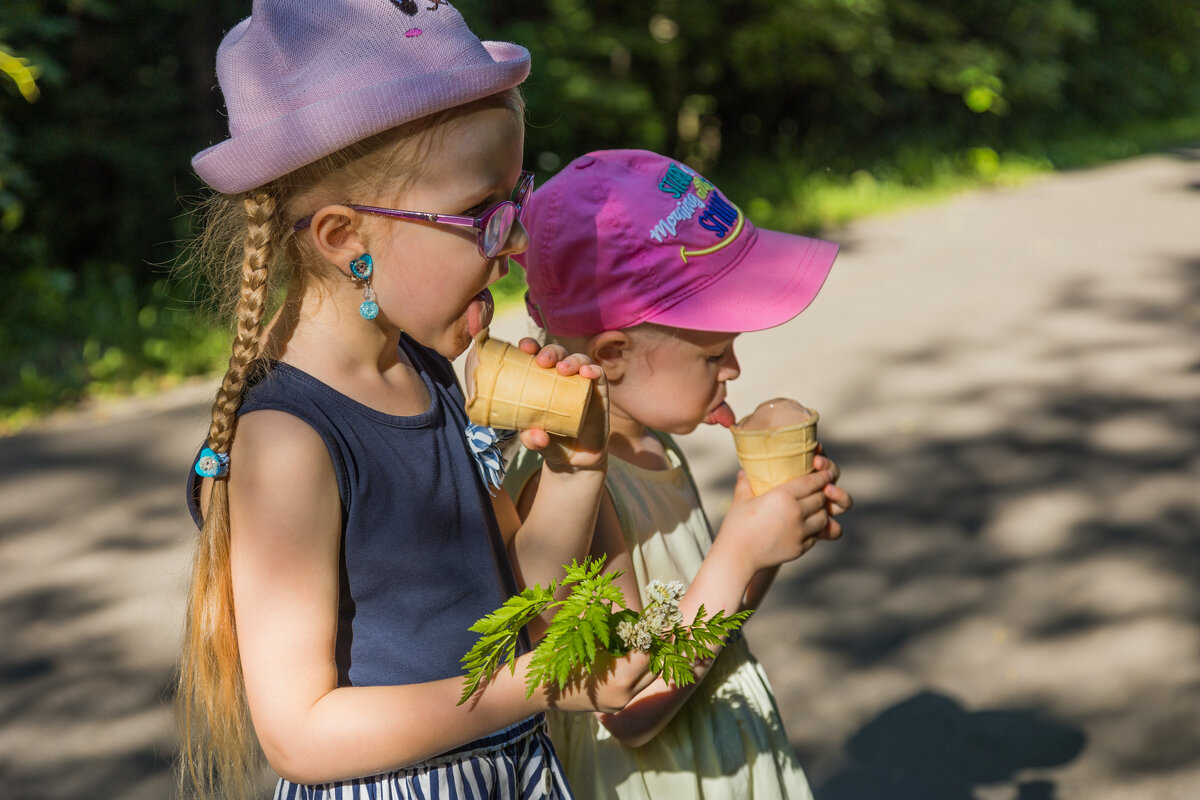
[{"x1": 192, "y1": 0, "x2": 530, "y2": 194}]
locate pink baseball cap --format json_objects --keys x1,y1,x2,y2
[
  {"x1": 192, "y1": 0, "x2": 530, "y2": 194},
  {"x1": 516, "y1": 150, "x2": 839, "y2": 337}
]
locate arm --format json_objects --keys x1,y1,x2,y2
[
  {"x1": 598, "y1": 470, "x2": 832, "y2": 747},
  {"x1": 501, "y1": 340, "x2": 611, "y2": 593},
  {"x1": 514, "y1": 466, "x2": 833, "y2": 748},
  {"x1": 227, "y1": 411, "x2": 647, "y2": 785}
]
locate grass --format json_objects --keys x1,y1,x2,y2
[
  {"x1": 4, "y1": 111, "x2": 1200, "y2": 434},
  {"x1": 491, "y1": 112, "x2": 1200, "y2": 308},
  {"x1": 0, "y1": 265, "x2": 229, "y2": 435},
  {"x1": 718, "y1": 112, "x2": 1200, "y2": 235}
]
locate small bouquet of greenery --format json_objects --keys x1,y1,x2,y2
[{"x1": 459, "y1": 556, "x2": 751, "y2": 704}]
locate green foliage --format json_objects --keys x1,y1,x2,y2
[
  {"x1": 459, "y1": 582, "x2": 557, "y2": 704},
  {"x1": 454, "y1": 0, "x2": 1200, "y2": 179},
  {"x1": 0, "y1": 0, "x2": 246, "y2": 273},
  {"x1": 642, "y1": 604, "x2": 753, "y2": 690},
  {"x1": 3, "y1": 0, "x2": 1200, "y2": 421},
  {"x1": 522, "y1": 558, "x2": 630, "y2": 697},
  {"x1": 0, "y1": 262, "x2": 227, "y2": 430},
  {"x1": 458, "y1": 557, "x2": 751, "y2": 705}
]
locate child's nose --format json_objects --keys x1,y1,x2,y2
[
  {"x1": 496, "y1": 218, "x2": 529, "y2": 258},
  {"x1": 720, "y1": 348, "x2": 741, "y2": 381}
]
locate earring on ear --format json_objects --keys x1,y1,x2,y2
[{"x1": 349, "y1": 254, "x2": 379, "y2": 320}]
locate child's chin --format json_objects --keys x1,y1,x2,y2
[
  {"x1": 443, "y1": 336, "x2": 472, "y2": 362},
  {"x1": 410, "y1": 326, "x2": 469, "y2": 362}
]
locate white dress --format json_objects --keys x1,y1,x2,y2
[{"x1": 505, "y1": 435, "x2": 813, "y2": 800}]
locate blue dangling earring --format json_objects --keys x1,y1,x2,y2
[{"x1": 349, "y1": 254, "x2": 379, "y2": 320}]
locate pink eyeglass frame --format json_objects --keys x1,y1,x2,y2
[{"x1": 292, "y1": 171, "x2": 534, "y2": 259}]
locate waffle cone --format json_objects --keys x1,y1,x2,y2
[
  {"x1": 465, "y1": 331, "x2": 592, "y2": 438},
  {"x1": 731, "y1": 412, "x2": 820, "y2": 496}
]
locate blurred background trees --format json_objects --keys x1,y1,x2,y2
[{"x1": 2, "y1": 0, "x2": 1199, "y2": 424}]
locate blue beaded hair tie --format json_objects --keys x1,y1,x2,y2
[{"x1": 194, "y1": 447, "x2": 231, "y2": 479}]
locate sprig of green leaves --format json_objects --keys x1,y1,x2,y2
[{"x1": 459, "y1": 556, "x2": 752, "y2": 705}]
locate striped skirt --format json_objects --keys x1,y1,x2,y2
[{"x1": 273, "y1": 715, "x2": 573, "y2": 800}]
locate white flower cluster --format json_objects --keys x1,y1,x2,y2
[
  {"x1": 616, "y1": 618, "x2": 655, "y2": 651},
  {"x1": 646, "y1": 579, "x2": 686, "y2": 606},
  {"x1": 617, "y1": 580, "x2": 688, "y2": 652}
]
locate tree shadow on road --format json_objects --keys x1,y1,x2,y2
[
  {"x1": 815, "y1": 691, "x2": 1085, "y2": 800},
  {"x1": 0, "y1": 399, "x2": 209, "y2": 800},
  {"x1": 701, "y1": 250, "x2": 1200, "y2": 794}
]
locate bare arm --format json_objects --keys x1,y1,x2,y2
[
  {"x1": 227, "y1": 411, "x2": 646, "y2": 785},
  {"x1": 515, "y1": 467, "x2": 832, "y2": 747},
  {"x1": 502, "y1": 341, "x2": 611, "y2": 593},
  {"x1": 597, "y1": 471, "x2": 832, "y2": 747}
]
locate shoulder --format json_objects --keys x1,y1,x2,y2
[
  {"x1": 192, "y1": 408, "x2": 342, "y2": 537},
  {"x1": 652, "y1": 430, "x2": 693, "y2": 470},
  {"x1": 230, "y1": 409, "x2": 340, "y2": 513},
  {"x1": 235, "y1": 406, "x2": 328, "y2": 451}
]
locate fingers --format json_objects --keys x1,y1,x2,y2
[
  {"x1": 820, "y1": 517, "x2": 844, "y2": 540},
  {"x1": 519, "y1": 338, "x2": 605, "y2": 381},
  {"x1": 767, "y1": 473, "x2": 833, "y2": 543},
  {"x1": 824, "y1": 483, "x2": 853, "y2": 515},
  {"x1": 779, "y1": 469, "x2": 832, "y2": 500},
  {"x1": 519, "y1": 338, "x2": 564, "y2": 371},
  {"x1": 798, "y1": 493, "x2": 830, "y2": 538},
  {"x1": 518, "y1": 427, "x2": 551, "y2": 451},
  {"x1": 811, "y1": 449, "x2": 850, "y2": 539},
  {"x1": 812, "y1": 452, "x2": 840, "y2": 483},
  {"x1": 731, "y1": 470, "x2": 755, "y2": 503},
  {"x1": 624, "y1": 651, "x2": 657, "y2": 696}
]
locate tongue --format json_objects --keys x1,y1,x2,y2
[
  {"x1": 466, "y1": 289, "x2": 494, "y2": 338},
  {"x1": 705, "y1": 401, "x2": 736, "y2": 428}
]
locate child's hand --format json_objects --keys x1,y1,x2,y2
[
  {"x1": 717, "y1": 468, "x2": 832, "y2": 570},
  {"x1": 813, "y1": 447, "x2": 852, "y2": 540},
  {"x1": 515, "y1": 338, "x2": 609, "y2": 473}
]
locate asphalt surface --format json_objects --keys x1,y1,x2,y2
[{"x1": 2, "y1": 150, "x2": 1198, "y2": 799}]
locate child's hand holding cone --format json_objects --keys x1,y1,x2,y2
[
  {"x1": 465, "y1": 330, "x2": 609, "y2": 471},
  {"x1": 728, "y1": 397, "x2": 853, "y2": 546}
]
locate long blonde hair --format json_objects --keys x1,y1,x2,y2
[{"x1": 176, "y1": 89, "x2": 523, "y2": 800}]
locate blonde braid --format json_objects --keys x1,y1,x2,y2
[
  {"x1": 208, "y1": 193, "x2": 276, "y2": 452},
  {"x1": 178, "y1": 190, "x2": 277, "y2": 800}
]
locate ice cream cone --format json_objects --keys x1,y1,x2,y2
[
  {"x1": 464, "y1": 330, "x2": 593, "y2": 438},
  {"x1": 731, "y1": 400, "x2": 819, "y2": 495}
]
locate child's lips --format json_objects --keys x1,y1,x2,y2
[{"x1": 704, "y1": 400, "x2": 736, "y2": 428}]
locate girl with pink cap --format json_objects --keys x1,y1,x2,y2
[
  {"x1": 179, "y1": 4, "x2": 651, "y2": 799},
  {"x1": 505, "y1": 149, "x2": 854, "y2": 800}
]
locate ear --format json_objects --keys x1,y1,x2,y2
[
  {"x1": 307, "y1": 205, "x2": 369, "y2": 277},
  {"x1": 589, "y1": 330, "x2": 632, "y2": 382}
]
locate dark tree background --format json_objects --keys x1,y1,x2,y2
[{"x1": 1, "y1": 0, "x2": 1198, "y2": 415}]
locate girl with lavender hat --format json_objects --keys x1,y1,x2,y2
[{"x1": 178, "y1": 4, "x2": 651, "y2": 798}]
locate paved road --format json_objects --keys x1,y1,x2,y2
[{"x1": 2, "y1": 150, "x2": 1198, "y2": 799}]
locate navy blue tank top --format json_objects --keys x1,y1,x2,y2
[{"x1": 187, "y1": 335, "x2": 524, "y2": 687}]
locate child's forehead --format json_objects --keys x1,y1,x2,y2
[
  {"x1": 408, "y1": 107, "x2": 524, "y2": 189},
  {"x1": 631, "y1": 325, "x2": 739, "y2": 350},
  {"x1": 429, "y1": 105, "x2": 522, "y2": 157}
]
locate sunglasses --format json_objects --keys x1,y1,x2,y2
[{"x1": 293, "y1": 171, "x2": 534, "y2": 259}]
